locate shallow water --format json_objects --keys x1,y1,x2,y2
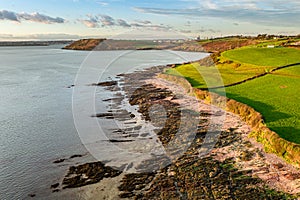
[{"x1": 0, "y1": 45, "x2": 208, "y2": 199}]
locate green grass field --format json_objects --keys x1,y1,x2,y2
[
  {"x1": 165, "y1": 47, "x2": 300, "y2": 89},
  {"x1": 166, "y1": 47, "x2": 300, "y2": 143},
  {"x1": 222, "y1": 47, "x2": 300, "y2": 67},
  {"x1": 216, "y1": 65, "x2": 300, "y2": 143},
  {"x1": 166, "y1": 61, "x2": 276, "y2": 89}
]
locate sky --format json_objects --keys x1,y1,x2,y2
[{"x1": 0, "y1": 0, "x2": 300, "y2": 40}]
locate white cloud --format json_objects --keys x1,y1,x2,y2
[
  {"x1": 0, "y1": 10, "x2": 65, "y2": 24},
  {"x1": 117, "y1": 19, "x2": 131, "y2": 27},
  {"x1": 134, "y1": 20, "x2": 152, "y2": 25},
  {"x1": 99, "y1": 15, "x2": 115, "y2": 26},
  {"x1": 81, "y1": 19, "x2": 99, "y2": 28},
  {"x1": 79, "y1": 14, "x2": 172, "y2": 30},
  {"x1": 18, "y1": 12, "x2": 65, "y2": 24},
  {"x1": 0, "y1": 10, "x2": 19, "y2": 22},
  {"x1": 202, "y1": 0, "x2": 218, "y2": 9},
  {"x1": 80, "y1": 15, "x2": 99, "y2": 28},
  {"x1": 97, "y1": 1, "x2": 109, "y2": 6}
]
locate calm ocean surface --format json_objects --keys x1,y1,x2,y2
[{"x1": 0, "y1": 45, "x2": 208, "y2": 199}]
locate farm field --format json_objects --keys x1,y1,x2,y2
[
  {"x1": 166, "y1": 47, "x2": 300, "y2": 89},
  {"x1": 165, "y1": 61, "x2": 276, "y2": 89},
  {"x1": 216, "y1": 65, "x2": 300, "y2": 143},
  {"x1": 166, "y1": 46, "x2": 300, "y2": 144},
  {"x1": 222, "y1": 47, "x2": 300, "y2": 67}
]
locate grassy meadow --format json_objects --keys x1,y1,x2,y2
[
  {"x1": 222, "y1": 47, "x2": 300, "y2": 67},
  {"x1": 216, "y1": 65, "x2": 300, "y2": 143},
  {"x1": 166, "y1": 44, "x2": 300, "y2": 144},
  {"x1": 166, "y1": 47, "x2": 300, "y2": 88}
]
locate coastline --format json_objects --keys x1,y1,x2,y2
[
  {"x1": 62, "y1": 39, "x2": 207, "y2": 52},
  {"x1": 143, "y1": 73, "x2": 300, "y2": 196},
  {"x1": 56, "y1": 64, "x2": 299, "y2": 199}
]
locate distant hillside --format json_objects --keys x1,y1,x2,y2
[
  {"x1": 62, "y1": 38, "x2": 208, "y2": 52},
  {"x1": 0, "y1": 40, "x2": 72, "y2": 47},
  {"x1": 62, "y1": 39, "x2": 106, "y2": 50}
]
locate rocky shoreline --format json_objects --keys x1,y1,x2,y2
[{"x1": 55, "y1": 65, "x2": 299, "y2": 199}]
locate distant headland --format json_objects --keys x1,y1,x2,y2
[{"x1": 0, "y1": 40, "x2": 72, "y2": 47}]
